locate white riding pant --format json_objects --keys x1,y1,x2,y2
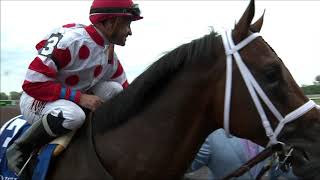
[{"x1": 20, "y1": 81, "x2": 123, "y2": 130}]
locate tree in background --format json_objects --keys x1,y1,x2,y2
[
  {"x1": 301, "y1": 84, "x2": 320, "y2": 95},
  {"x1": 0, "y1": 92, "x2": 9, "y2": 100},
  {"x1": 315, "y1": 75, "x2": 320, "y2": 85},
  {"x1": 9, "y1": 91, "x2": 22, "y2": 100}
]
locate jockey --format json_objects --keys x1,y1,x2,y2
[{"x1": 6, "y1": 0, "x2": 142, "y2": 175}]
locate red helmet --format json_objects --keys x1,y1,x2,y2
[{"x1": 89, "y1": 0, "x2": 143, "y2": 24}]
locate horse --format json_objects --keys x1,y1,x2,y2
[{"x1": 3, "y1": 0, "x2": 320, "y2": 179}]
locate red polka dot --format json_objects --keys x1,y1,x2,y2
[
  {"x1": 65, "y1": 75, "x2": 79, "y2": 86},
  {"x1": 63, "y1": 23, "x2": 76, "y2": 28},
  {"x1": 94, "y1": 65, "x2": 102, "y2": 77},
  {"x1": 52, "y1": 48, "x2": 71, "y2": 69},
  {"x1": 78, "y1": 45, "x2": 90, "y2": 60}
]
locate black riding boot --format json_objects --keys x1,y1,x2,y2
[{"x1": 6, "y1": 113, "x2": 70, "y2": 176}]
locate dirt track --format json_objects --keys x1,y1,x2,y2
[{"x1": 0, "y1": 105, "x2": 20, "y2": 126}]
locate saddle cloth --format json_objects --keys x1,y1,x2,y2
[{"x1": 0, "y1": 115, "x2": 70, "y2": 180}]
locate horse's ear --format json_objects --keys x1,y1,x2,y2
[
  {"x1": 250, "y1": 10, "x2": 265, "y2": 33},
  {"x1": 234, "y1": 0, "x2": 255, "y2": 41}
]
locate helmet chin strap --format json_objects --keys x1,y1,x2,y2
[
  {"x1": 98, "y1": 17, "x2": 121, "y2": 44},
  {"x1": 109, "y1": 17, "x2": 121, "y2": 40},
  {"x1": 220, "y1": 29, "x2": 317, "y2": 146}
]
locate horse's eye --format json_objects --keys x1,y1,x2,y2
[
  {"x1": 264, "y1": 66, "x2": 281, "y2": 86},
  {"x1": 266, "y1": 70, "x2": 278, "y2": 82}
]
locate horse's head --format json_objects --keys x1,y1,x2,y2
[{"x1": 212, "y1": 0, "x2": 320, "y2": 178}]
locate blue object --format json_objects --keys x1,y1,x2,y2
[{"x1": 0, "y1": 116, "x2": 58, "y2": 180}]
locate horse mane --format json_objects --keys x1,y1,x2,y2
[{"x1": 93, "y1": 31, "x2": 220, "y2": 133}]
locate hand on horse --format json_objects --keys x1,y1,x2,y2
[{"x1": 79, "y1": 93, "x2": 104, "y2": 112}]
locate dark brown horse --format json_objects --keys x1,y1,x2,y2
[{"x1": 12, "y1": 0, "x2": 320, "y2": 179}]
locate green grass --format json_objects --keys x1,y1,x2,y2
[{"x1": 314, "y1": 99, "x2": 320, "y2": 105}]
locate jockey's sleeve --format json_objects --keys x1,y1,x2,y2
[
  {"x1": 109, "y1": 53, "x2": 129, "y2": 89},
  {"x1": 22, "y1": 55, "x2": 81, "y2": 104}
]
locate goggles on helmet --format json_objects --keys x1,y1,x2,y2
[{"x1": 90, "y1": 4, "x2": 141, "y2": 17}]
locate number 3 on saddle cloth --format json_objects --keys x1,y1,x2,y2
[{"x1": 0, "y1": 115, "x2": 74, "y2": 180}]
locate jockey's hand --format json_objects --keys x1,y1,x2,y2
[{"x1": 79, "y1": 93, "x2": 104, "y2": 111}]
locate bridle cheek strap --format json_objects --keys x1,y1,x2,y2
[{"x1": 221, "y1": 30, "x2": 317, "y2": 145}]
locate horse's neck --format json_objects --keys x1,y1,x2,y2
[{"x1": 94, "y1": 80, "x2": 214, "y2": 179}]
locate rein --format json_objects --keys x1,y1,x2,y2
[
  {"x1": 222, "y1": 143, "x2": 282, "y2": 180},
  {"x1": 87, "y1": 112, "x2": 114, "y2": 180},
  {"x1": 222, "y1": 142, "x2": 296, "y2": 179}
]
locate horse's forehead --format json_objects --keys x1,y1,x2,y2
[{"x1": 243, "y1": 37, "x2": 281, "y2": 65}]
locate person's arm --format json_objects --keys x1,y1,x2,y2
[
  {"x1": 190, "y1": 137, "x2": 211, "y2": 171},
  {"x1": 23, "y1": 37, "x2": 81, "y2": 104},
  {"x1": 109, "y1": 52, "x2": 129, "y2": 88}
]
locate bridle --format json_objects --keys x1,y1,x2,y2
[
  {"x1": 220, "y1": 29, "x2": 318, "y2": 179},
  {"x1": 221, "y1": 29, "x2": 317, "y2": 145}
]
